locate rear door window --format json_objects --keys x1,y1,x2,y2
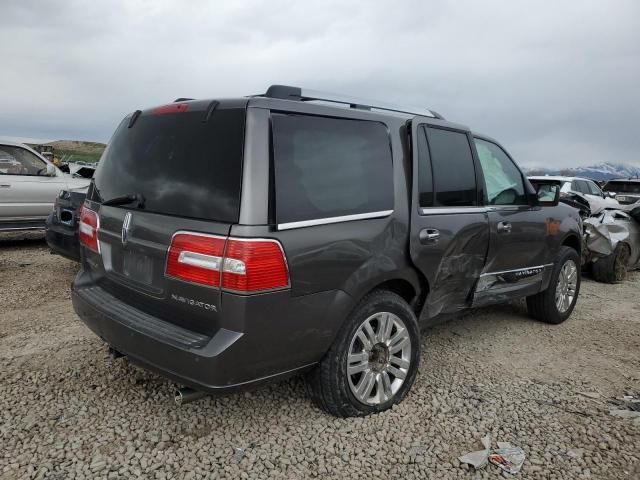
[
  {"x1": 423, "y1": 127, "x2": 477, "y2": 207},
  {"x1": 586, "y1": 181, "x2": 602, "y2": 196},
  {"x1": 271, "y1": 114, "x2": 393, "y2": 224},
  {"x1": 92, "y1": 106, "x2": 246, "y2": 222}
]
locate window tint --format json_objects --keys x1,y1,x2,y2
[
  {"x1": 0, "y1": 146, "x2": 46, "y2": 176},
  {"x1": 425, "y1": 127, "x2": 477, "y2": 207},
  {"x1": 474, "y1": 138, "x2": 526, "y2": 205},
  {"x1": 92, "y1": 107, "x2": 245, "y2": 222},
  {"x1": 272, "y1": 114, "x2": 393, "y2": 224},
  {"x1": 417, "y1": 127, "x2": 433, "y2": 207}
]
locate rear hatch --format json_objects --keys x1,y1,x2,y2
[{"x1": 82, "y1": 99, "x2": 247, "y2": 335}]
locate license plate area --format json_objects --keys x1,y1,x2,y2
[{"x1": 122, "y1": 250, "x2": 154, "y2": 285}]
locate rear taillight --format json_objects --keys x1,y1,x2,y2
[
  {"x1": 78, "y1": 205, "x2": 99, "y2": 253},
  {"x1": 222, "y1": 239, "x2": 290, "y2": 293},
  {"x1": 166, "y1": 233, "x2": 226, "y2": 287},
  {"x1": 165, "y1": 232, "x2": 289, "y2": 293}
]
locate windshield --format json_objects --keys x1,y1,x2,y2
[
  {"x1": 603, "y1": 181, "x2": 640, "y2": 194},
  {"x1": 91, "y1": 105, "x2": 245, "y2": 222}
]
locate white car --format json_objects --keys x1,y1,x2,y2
[
  {"x1": 0, "y1": 141, "x2": 91, "y2": 231},
  {"x1": 528, "y1": 175, "x2": 619, "y2": 214}
]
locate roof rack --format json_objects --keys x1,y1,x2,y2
[{"x1": 264, "y1": 85, "x2": 444, "y2": 120}]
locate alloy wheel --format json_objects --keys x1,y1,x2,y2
[
  {"x1": 347, "y1": 312, "x2": 412, "y2": 405},
  {"x1": 555, "y1": 259, "x2": 578, "y2": 313}
]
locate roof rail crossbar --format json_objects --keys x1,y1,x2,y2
[{"x1": 264, "y1": 85, "x2": 443, "y2": 119}]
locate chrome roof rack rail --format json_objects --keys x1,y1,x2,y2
[{"x1": 263, "y1": 85, "x2": 444, "y2": 119}]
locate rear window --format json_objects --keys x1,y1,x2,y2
[
  {"x1": 272, "y1": 113, "x2": 393, "y2": 225},
  {"x1": 92, "y1": 106, "x2": 245, "y2": 222},
  {"x1": 604, "y1": 181, "x2": 640, "y2": 194},
  {"x1": 424, "y1": 127, "x2": 477, "y2": 207}
]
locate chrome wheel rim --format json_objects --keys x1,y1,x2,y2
[
  {"x1": 347, "y1": 312, "x2": 411, "y2": 405},
  {"x1": 555, "y1": 259, "x2": 578, "y2": 313}
]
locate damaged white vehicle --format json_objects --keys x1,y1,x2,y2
[
  {"x1": 529, "y1": 177, "x2": 640, "y2": 283},
  {"x1": 584, "y1": 207, "x2": 640, "y2": 283},
  {"x1": 0, "y1": 141, "x2": 90, "y2": 231}
]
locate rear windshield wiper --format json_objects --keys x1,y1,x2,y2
[{"x1": 102, "y1": 193, "x2": 145, "y2": 208}]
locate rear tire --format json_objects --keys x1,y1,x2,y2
[
  {"x1": 306, "y1": 290, "x2": 420, "y2": 417},
  {"x1": 527, "y1": 246, "x2": 581, "y2": 324},
  {"x1": 591, "y1": 243, "x2": 630, "y2": 284}
]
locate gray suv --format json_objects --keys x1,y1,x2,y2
[{"x1": 72, "y1": 86, "x2": 583, "y2": 417}]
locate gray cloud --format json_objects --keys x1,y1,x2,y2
[{"x1": 1, "y1": 0, "x2": 639, "y2": 167}]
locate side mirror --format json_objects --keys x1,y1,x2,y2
[
  {"x1": 45, "y1": 164, "x2": 56, "y2": 176},
  {"x1": 605, "y1": 191, "x2": 616, "y2": 198},
  {"x1": 534, "y1": 182, "x2": 560, "y2": 207}
]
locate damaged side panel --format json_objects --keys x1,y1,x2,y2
[{"x1": 410, "y1": 211, "x2": 490, "y2": 321}]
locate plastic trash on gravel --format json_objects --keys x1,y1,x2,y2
[
  {"x1": 458, "y1": 434, "x2": 491, "y2": 469},
  {"x1": 489, "y1": 443, "x2": 526, "y2": 475},
  {"x1": 459, "y1": 437, "x2": 526, "y2": 475}
]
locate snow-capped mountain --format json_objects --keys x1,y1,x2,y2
[{"x1": 524, "y1": 162, "x2": 640, "y2": 181}]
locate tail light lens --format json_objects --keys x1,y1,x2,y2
[
  {"x1": 165, "y1": 232, "x2": 289, "y2": 293},
  {"x1": 166, "y1": 233, "x2": 226, "y2": 287},
  {"x1": 78, "y1": 205, "x2": 100, "y2": 253},
  {"x1": 222, "y1": 239, "x2": 289, "y2": 293}
]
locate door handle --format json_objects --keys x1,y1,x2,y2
[
  {"x1": 419, "y1": 228, "x2": 440, "y2": 243},
  {"x1": 497, "y1": 221, "x2": 512, "y2": 234}
]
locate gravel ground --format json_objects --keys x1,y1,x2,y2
[{"x1": 1, "y1": 233, "x2": 639, "y2": 480}]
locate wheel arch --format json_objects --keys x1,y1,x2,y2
[
  {"x1": 351, "y1": 270, "x2": 429, "y2": 315},
  {"x1": 561, "y1": 232, "x2": 582, "y2": 255}
]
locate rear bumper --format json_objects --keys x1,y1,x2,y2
[
  {"x1": 45, "y1": 213, "x2": 80, "y2": 262},
  {"x1": 71, "y1": 269, "x2": 353, "y2": 392}
]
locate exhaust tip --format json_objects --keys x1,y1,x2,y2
[{"x1": 175, "y1": 387, "x2": 207, "y2": 406}]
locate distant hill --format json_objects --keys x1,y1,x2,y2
[
  {"x1": 51, "y1": 140, "x2": 106, "y2": 164},
  {"x1": 524, "y1": 162, "x2": 640, "y2": 181}
]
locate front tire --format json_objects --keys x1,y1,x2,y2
[
  {"x1": 527, "y1": 246, "x2": 581, "y2": 324},
  {"x1": 306, "y1": 290, "x2": 420, "y2": 417},
  {"x1": 591, "y1": 243, "x2": 630, "y2": 283}
]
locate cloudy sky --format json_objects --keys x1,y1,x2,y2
[{"x1": 1, "y1": 0, "x2": 639, "y2": 168}]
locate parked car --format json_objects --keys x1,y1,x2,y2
[
  {"x1": 528, "y1": 175, "x2": 619, "y2": 213},
  {"x1": 602, "y1": 178, "x2": 640, "y2": 207},
  {"x1": 72, "y1": 86, "x2": 583, "y2": 417},
  {"x1": 0, "y1": 141, "x2": 90, "y2": 231},
  {"x1": 45, "y1": 186, "x2": 88, "y2": 261}
]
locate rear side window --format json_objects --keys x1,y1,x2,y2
[
  {"x1": 572, "y1": 180, "x2": 589, "y2": 194},
  {"x1": 586, "y1": 181, "x2": 602, "y2": 195},
  {"x1": 423, "y1": 127, "x2": 477, "y2": 207},
  {"x1": 92, "y1": 106, "x2": 245, "y2": 222},
  {"x1": 272, "y1": 114, "x2": 393, "y2": 224}
]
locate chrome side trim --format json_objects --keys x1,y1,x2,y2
[
  {"x1": 479, "y1": 263, "x2": 554, "y2": 277},
  {"x1": 420, "y1": 207, "x2": 488, "y2": 215},
  {"x1": 475, "y1": 263, "x2": 554, "y2": 294},
  {"x1": 277, "y1": 210, "x2": 393, "y2": 230}
]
